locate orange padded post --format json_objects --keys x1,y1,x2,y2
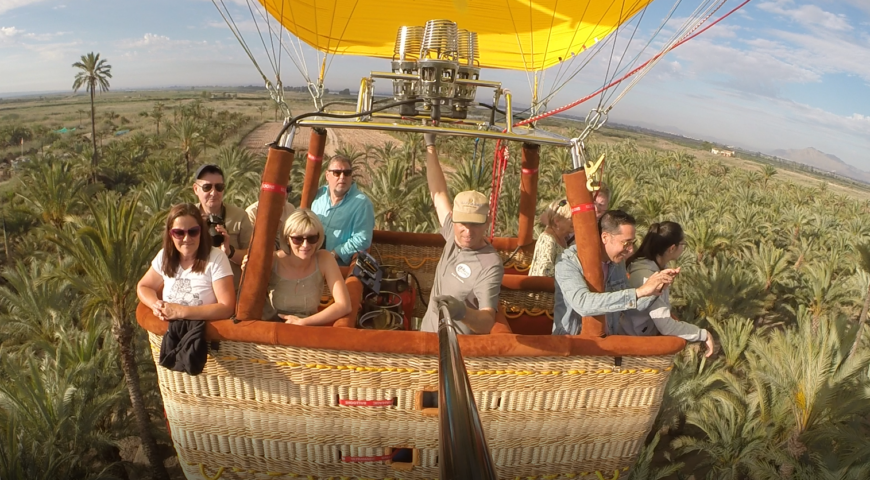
[
  {"x1": 563, "y1": 167, "x2": 605, "y2": 337},
  {"x1": 300, "y1": 127, "x2": 327, "y2": 209},
  {"x1": 236, "y1": 145, "x2": 295, "y2": 320},
  {"x1": 518, "y1": 143, "x2": 540, "y2": 249}
]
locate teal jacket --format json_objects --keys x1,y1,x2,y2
[{"x1": 311, "y1": 184, "x2": 375, "y2": 266}]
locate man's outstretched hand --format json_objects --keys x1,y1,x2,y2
[
  {"x1": 434, "y1": 295, "x2": 466, "y2": 320},
  {"x1": 424, "y1": 132, "x2": 436, "y2": 148}
]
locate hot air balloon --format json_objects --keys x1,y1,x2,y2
[{"x1": 137, "y1": 1, "x2": 748, "y2": 478}]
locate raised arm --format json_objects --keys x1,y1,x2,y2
[{"x1": 424, "y1": 133, "x2": 452, "y2": 227}]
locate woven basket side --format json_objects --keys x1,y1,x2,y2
[{"x1": 151, "y1": 334, "x2": 672, "y2": 480}]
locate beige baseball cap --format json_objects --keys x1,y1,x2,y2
[{"x1": 453, "y1": 191, "x2": 489, "y2": 224}]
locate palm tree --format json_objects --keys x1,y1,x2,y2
[
  {"x1": 172, "y1": 118, "x2": 201, "y2": 178},
  {"x1": 137, "y1": 177, "x2": 184, "y2": 217},
  {"x1": 746, "y1": 306, "x2": 870, "y2": 477},
  {"x1": 671, "y1": 394, "x2": 768, "y2": 480},
  {"x1": 47, "y1": 192, "x2": 169, "y2": 480},
  {"x1": 361, "y1": 154, "x2": 425, "y2": 231},
  {"x1": 796, "y1": 262, "x2": 853, "y2": 329},
  {"x1": 761, "y1": 165, "x2": 778, "y2": 185},
  {"x1": 0, "y1": 258, "x2": 77, "y2": 350},
  {"x1": 685, "y1": 218, "x2": 729, "y2": 263},
  {"x1": 72, "y1": 52, "x2": 112, "y2": 175},
  {"x1": 17, "y1": 158, "x2": 89, "y2": 229},
  {"x1": 849, "y1": 242, "x2": 870, "y2": 357},
  {"x1": 214, "y1": 145, "x2": 263, "y2": 206},
  {"x1": 627, "y1": 432, "x2": 683, "y2": 480}
]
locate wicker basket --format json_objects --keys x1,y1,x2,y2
[{"x1": 150, "y1": 333, "x2": 674, "y2": 480}]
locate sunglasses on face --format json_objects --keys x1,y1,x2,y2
[
  {"x1": 170, "y1": 226, "x2": 202, "y2": 240},
  {"x1": 289, "y1": 234, "x2": 320, "y2": 246},
  {"x1": 328, "y1": 169, "x2": 353, "y2": 178},
  {"x1": 196, "y1": 182, "x2": 226, "y2": 193},
  {"x1": 619, "y1": 239, "x2": 637, "y2": 250}
]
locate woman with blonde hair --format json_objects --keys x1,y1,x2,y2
[
  {"x1": 262, "y1": 208, "x2": 352, "y2": 325},
  {"x1": 528, "y1": 199, "x2": 574, "y2": 277}
]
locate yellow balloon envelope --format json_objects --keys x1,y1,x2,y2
[{"x1": 258, "y1": 0, "x2": 654, "y2": 71}]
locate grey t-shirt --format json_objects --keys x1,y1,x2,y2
[{"x1": 421, "y1": 214, "x2": 504, "y2": 334}]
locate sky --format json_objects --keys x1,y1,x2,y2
[{"x1": 1, "y1": 0, "x2": 869, "y2": 170}]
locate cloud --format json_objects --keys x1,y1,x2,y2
[
  {"x1": 670, "y1": 38, "x2": 819, "y2": 97},
  {"x1": 0, "y1": 26, "x2": 21, "y2": 39},
  {"x1": 758, "y1": 0, "x2": 852, "y2": 31},
  {"x1": 0, "y1": 0, "x2": 47, "y2": 15},
  {"x1": 841, "y1": 0, "x2": 870, "y2": 16},
  {"x1": 123, "y1": 33, "x2": 173, "y2": 48}
]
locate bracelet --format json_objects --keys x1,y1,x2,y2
[{"x1": 228, "y1": 245, "x2": 236, "y2": 259}]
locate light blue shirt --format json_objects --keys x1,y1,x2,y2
[
  {"x1": 311, "y1": 183, "x2": 375, "y2": 266},
  {"x1": 553, "y1": 245, "x2": 655, "y2": 335}
]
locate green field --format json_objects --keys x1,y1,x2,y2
[{"x1": 2, "y1": 86, "x2": 870, "y2": 480}]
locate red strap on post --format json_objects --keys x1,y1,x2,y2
[
  {"x1": 571, "y1": 203, "x2": 595, "y2": 214},
  {"x1": 307, "y1": 152, "x2": 323, "y2": 162},
  {"x1": 261, "y1": 182, "x2": 286, "y2": 194}
]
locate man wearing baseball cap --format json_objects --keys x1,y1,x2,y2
[
  {"x1": 419, "y1": 133, "x2": 504, "y2": 334},
  {"x1": 193, "y1": 164, "x2": 253, "y2": 287}
]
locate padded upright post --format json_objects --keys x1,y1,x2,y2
[
  {"x1": 517, "y1": 143, "x2": 540, "y2": 249},
  {"x1": 236, "y1": 145, "x2": 295, "y2": 320},
  {"x1": 300, "y1": 127, "x2": 327, "y2": 209},
  {"x1": 562, "y1": 168, "x2": 606, "y2": 337}
]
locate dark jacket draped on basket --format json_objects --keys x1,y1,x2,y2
[{"x1": 159, "y1": 320, "x2": 208, "y2": 375}]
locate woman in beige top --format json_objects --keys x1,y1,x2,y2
[
  {"x1": 263, "y1": 209, "x2": 352, "y2": 325},
  {"x1": 528, "y1": 199, "x2": 573, "y2": 277}
]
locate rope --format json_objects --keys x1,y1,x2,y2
[
  {"x1": 515, "y1": 0, "x2": 751, "y2": 128},
  {"x1": 488, "y1": 140, "x2": 510, "y2": 239}
]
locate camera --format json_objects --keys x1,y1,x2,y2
[{"x1": 206, "y1": 214, "x2": 225, "y2": 247}]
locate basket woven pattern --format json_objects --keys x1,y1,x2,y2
[{"x1": 150, "y1": 333, "x2": 674, "y2": 480}]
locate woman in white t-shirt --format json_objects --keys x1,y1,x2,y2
[{"x1": 137, "y1": 203, "x2": 235, "y2": 321}]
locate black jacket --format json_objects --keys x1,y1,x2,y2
[{"x1": 159, "y1": 320, "x2": 208, "y2": 375}]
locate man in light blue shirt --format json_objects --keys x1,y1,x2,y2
[
  {"x1": 311, "y1": 155, "x2": 375, "y2": 266},
  {"x1": 553, "y1": 210, "x2": 676, "y2": 335}
]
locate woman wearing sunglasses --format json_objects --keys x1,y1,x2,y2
[
  {"x1": 261, "y1": 209, "x2": 352, "y2": 325},
  {"x1": 622, "y1": 221, "x2": 715, "y2": 357},
  {"x1": 137, "y1": 203, "x2": 236, "y2": 321},
  {"x1": 528, "y1": 198, "x2": 573, "y2": 277}
]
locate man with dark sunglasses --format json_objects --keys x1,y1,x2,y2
[
  {"x1": 419, "y1": 133, "x2": 504, "y2": 335},
  {"x1": 193, "y1": 164, "x2": 252, "y2": 286},
  {"x1": 310, "y1": 155, "x2": 375, "y2": 266}
]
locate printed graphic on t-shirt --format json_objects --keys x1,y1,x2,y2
[
  {"x1": 455, "y1": 263, "x2": 471, "y2": 279},
  {"x1": 168, "y1": 278, "x2": 203, "y2": 306}
]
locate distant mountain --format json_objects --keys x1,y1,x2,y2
[{"x1": 770, "y1": 148, "x2": 870, "y2": 183}]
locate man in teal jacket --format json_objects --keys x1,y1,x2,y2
[{"x1": 311, "y1": 155, "x2": 375, "y2": 266}]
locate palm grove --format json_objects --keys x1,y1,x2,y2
[{"x1": 0, "y1": 53, "x2": 869, "y2": 480}]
